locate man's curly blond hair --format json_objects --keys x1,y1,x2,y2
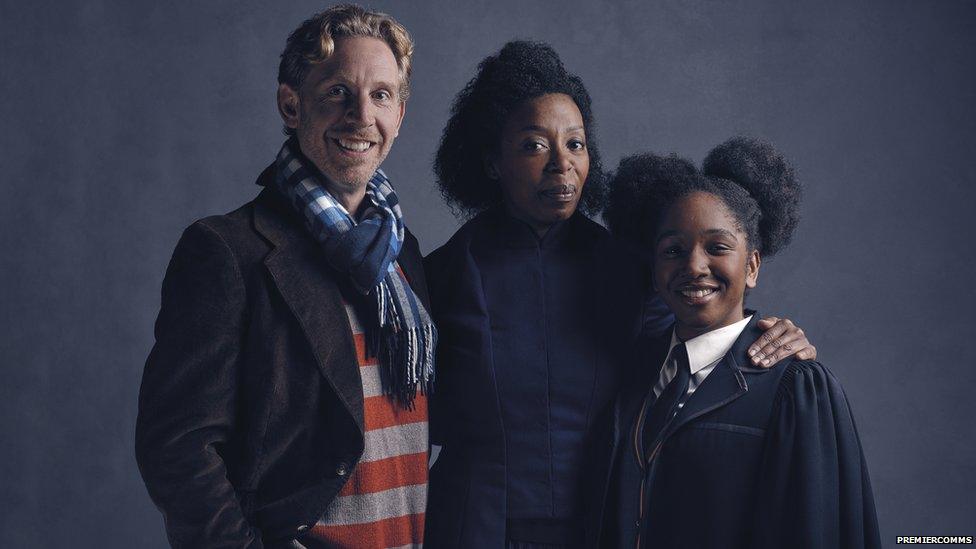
[{"x1": 278, "y1": 5, "x2": 414, "y2": 132}]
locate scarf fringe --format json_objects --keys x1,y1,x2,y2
[
  {"x1": 275, "y1": 138, "x2": 436, "y2": 410},
  {"x1": 376, "y1": 279, "x2": 436, "y2": 409}
]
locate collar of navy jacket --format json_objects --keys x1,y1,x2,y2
[{"x1": 646, "y1": 312, "x2": 770, "y2": 445}]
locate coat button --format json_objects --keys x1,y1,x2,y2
[
  {"x1": 296, "y1": 524, "x2": 310, "y2": 534},
  {"x1": 336, "y1": 462, "x2": 349, "y2": 477}
]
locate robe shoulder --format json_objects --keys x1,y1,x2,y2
[{"x1": 754, "y1": 359, "x2": 882, "y2": 548}]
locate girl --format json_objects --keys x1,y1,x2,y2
[{"x1": 591, "y1": 138, "x2": 881, "y2": 548}]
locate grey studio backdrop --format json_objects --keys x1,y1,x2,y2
[{"x1": 1, "y1": 0, "x2": 974, "y2": 547}]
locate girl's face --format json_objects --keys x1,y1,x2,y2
[
  {"x1": 653, "y1": 192, "x2": 761, "y2": 341},
  {"x1": 489, "y1": 93, "x2": 589, "y2": 236}
]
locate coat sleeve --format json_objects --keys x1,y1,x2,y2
[
  {"x1": 752, "y1": 361, "x2": 881, "y2": 549},
  {"x1": 135, "y1": 221, "x2": 263, "y2": 548},
  {"x1": 641, "y1": 291, "x2": 674, "y2": 339},
  {"x1": 423, "y1": 247, "x2": 448, "y2": 447}
]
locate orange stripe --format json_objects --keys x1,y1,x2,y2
[
  {"x1": 351, "y1": 333, "x2": 379, "y2": 367},
  {"x1": 337, "y1": 451, "x2": 428, "y2": 497},
  {"x1": 363, "y1": 394, "x2": 428, "y2": 432},
  {"x1": 306, "y1": 512, "x2": 424, "y2": 547}
]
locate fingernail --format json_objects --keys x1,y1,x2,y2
[
  {"x1": 748, "y1": 348, "x2": 757, "y2": 357},
  {"x1": 761, "y1": 358, "x2": 771, "y2": 366}
]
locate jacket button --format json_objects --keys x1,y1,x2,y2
[
  {"x1": 296, "y1": 524, "x2": 310, "y2": 534},
  {"x1": 336, "y1": 462, "x2": 349, "y2": 476}
]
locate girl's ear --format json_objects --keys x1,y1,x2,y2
[{"x1": 745, "y1": 250, "x2": 761, "y2": 289}]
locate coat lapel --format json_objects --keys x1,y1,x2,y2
[
  {"x1": 663, "y1": 315, "x2": 766, "y2": 440},
  {"x1": 252, "y1": 175, "x2": 365, "y2": 433}
]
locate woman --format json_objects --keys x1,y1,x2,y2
[
  {"x1": 591, "y1": 139, "x2": 881, "y2": 548},
  {"x1": 424, "y1": 42, "x2": 816, "y2": 549}
]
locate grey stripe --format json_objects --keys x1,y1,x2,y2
[
  {"x1": 361, "y1": 422, "x2": 428, "y2": 464},
  {"x1": 317, "y1": 483, "x2": 427, "y2": 526},
  {"x1": 360, "y1": 364, "x2": 384, "y2": 398}
]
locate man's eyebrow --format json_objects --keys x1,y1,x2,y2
[{"x1": 308, "y1": 73, "x2": 399, "y2": 93}]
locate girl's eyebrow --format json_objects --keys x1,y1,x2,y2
[
  {"x1": 656, "y1": 230, "x2": 679, "y2": 243},
  {"x1": 656, "y1": 227, "x2": 737, "y2": 244},
  {"x1": 703, "y1": 228, "x2": 737, "y2": 238}
]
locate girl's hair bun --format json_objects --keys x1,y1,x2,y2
[{"x1": 702, "y1": 137, "x2": 801, "y2": 256}]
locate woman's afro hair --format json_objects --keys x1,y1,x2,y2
[
  {"x1": 605, "y1": 137, "x2": 801, "y2": 257},
  {"x1": 434, "y1": 40, "x2": 605, "y2": 218}
]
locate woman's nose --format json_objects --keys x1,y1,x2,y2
[{"x1": 545, "y1": 147, "x2": 572, "y2": 173}]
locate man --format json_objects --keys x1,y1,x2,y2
[{"x1": 135, "y1": 6, "x2": 434, "y2": 548}]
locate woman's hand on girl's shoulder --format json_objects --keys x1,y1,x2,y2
[{"x1": 748, "y1": 316, "x2": 817, "y2": 368}]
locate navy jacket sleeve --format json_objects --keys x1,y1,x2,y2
[
  {"x1": 423, "y1": 246, "x2": 449, "y2": 447},
  {"x1": 135, "y1": 221, "x2": 263, "y2": 548},
  {"x1": 752, "y1": 361, "x2": 881, "y2": 549}
]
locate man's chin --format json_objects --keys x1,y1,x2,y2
[{"x1": 321, "y1": 166, "x2": 377, "y2": 189}]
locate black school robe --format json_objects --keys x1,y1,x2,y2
[{"x1": 588, "y1": 315, "x2": 881, "y2": 548}]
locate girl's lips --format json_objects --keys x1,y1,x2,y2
[{"x1": 676, "y1": 286, "x2": 719, "y2": 306}]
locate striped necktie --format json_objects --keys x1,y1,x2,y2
[{"x1": 641, "y1": 343, "x2": 691, "y2": 459}]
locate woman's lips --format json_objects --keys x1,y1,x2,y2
[{"x1": 539, "y1": 184, "x2": 577, "y2": 203}]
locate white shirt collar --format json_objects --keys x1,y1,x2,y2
[{"x1": 667, "y1": 316, "x2": 753, "y2": 375}]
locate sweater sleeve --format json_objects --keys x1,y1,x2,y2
[
  {"x1": 752, "y1": 360, "x2": 881, "y2": 548},
  {"x1": 135, "y1": 221, "x2": 263, "y2": 548}
]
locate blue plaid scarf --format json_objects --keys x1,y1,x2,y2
[{"x1": 275, "y1": 139, "x2": 435, "y2": 407}]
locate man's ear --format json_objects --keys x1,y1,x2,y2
[
  {"x1": 393, "y1": 99, "x2": 406, "y2": 138},
  {"x1": 745, "y1": 250, "x2": 761, "y2": 289},
  {"x1": 277, "y1": 83, "x2": 301, "y2": 130}
]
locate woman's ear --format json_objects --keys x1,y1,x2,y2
[
  {"x1": 483, "y1": 155, "x2": 499, "y2": 180},
  {"x1": 745, "y1": 250, "x2": 761, "y2": 289}
]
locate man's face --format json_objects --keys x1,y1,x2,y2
[{"x1": 278, "y1": 36, "x2": 406, "y2": 196}]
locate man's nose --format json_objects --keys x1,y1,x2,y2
[{"x1": 345, "y1": 94, "x2": 374, "y2": 127}]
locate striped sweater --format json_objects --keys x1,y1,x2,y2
[{"x1": 299, "y1": 288, "x2": 428, "y2": 548}]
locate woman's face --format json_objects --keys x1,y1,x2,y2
[
  {"x1": 489, "y1": 93, "x2": 589, "y2": 235},
  {"x1": 653, "y1": 192, "x2": 761, "y2": 341}
]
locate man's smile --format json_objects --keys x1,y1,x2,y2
[{"x1": 333, "y1": 137, "x2": 376, "y2": 153}]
